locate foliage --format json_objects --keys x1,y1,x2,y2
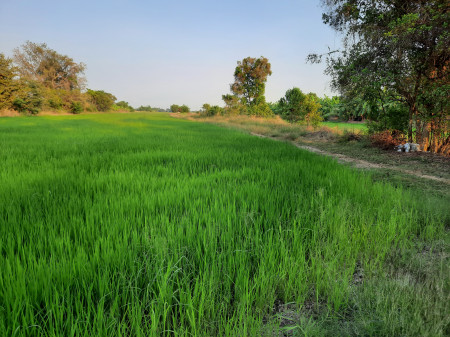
[
  {"x1": 180, "y1": 104, "x2": 190, "y2": 113},
  {"x1": 365, "y1": 100, "x2": 409, "y2": 134},
  {"x1": 268, "y1": 101, "x2": 283, "y2": 115},
  {"x1": 170, "y1": 104, "x2": 181, "y2": 112},
  {"x1": 13, "y1": 41, "x2": 86, "y2": 91},
  {"x1": 169, "y1": 104, "x2": 189, "y2": 113},
  {"x1": 278, "y1": 88, "x2": 306, "y2": 122},
  {"x1": 87, "y1": 89, "x2": 116, "y2": 111},
  {"x1": 222, "y1": 94, "x2": 246, "y2": 115},
  {"x1": 136, "y1": 105, "x2": 154, "y2": 112},
  {"x1": 246, "y1": 97, "x2": 273, "y2": 117},
  {"x1": 0, "y1": 53, "x2": 21, "y2": 110},
  {"x1": 311, "y1": 0, "x2": 449, "y2": 153},
  {"x1": 223, "y1": 56, "x2": 273, "y2": 117},
  {"x1": 319, "y1": 95, "x2": 344, "y2": 120},
  {"x1": 70, "y1": 101, "x2": 83, "y2": 114},
  {"x1": 200, "y1": 103, "x2": 223, "y2": 116},
  {"x1": 46, "y1": 90, "x2": 64, "y2": 110},
  {"x1": 11, "y1": 81, "x2": 43, "y2": 115},
  {"x1": 1, "y1": 41, "x2": 119, "y2": 115},
  {"x1": 230, "y1": 56, "x2": 272, "y2": 105},
  {"x1": 116, "y1": 101, "x2": 134, "y2": 112},
  {"x1": 278, "y1": 88, "x2": 323, "y2": 124}
]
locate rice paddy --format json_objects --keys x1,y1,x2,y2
[{"x1": 0, "y1": 112, "x2": 445, "y2": 336}]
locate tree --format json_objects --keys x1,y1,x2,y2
[
  {"x1": 12, "y1": 82, "x2": 43, "y2": 115},
  {"x1": 310, "y1": 0, "x2": 449, "y2": 153},
  {"x1": 170, "y1": 104, "x2": 181, "y2": 112},
  {"x1": 200, "y1": 103, "x2": 223, "y2": 116},
  {"x1": 180, "y1": 104, "x2": 190, "y2": 113},
  {"x1": 278, "y1": 88, "x2": 307, "y2": 122},
  {"x1": 116, "y1": 101, "x2": 134, "y2": 111},
  {"x1": 13, "y1": 41, "x2": 86, "y2": 91},
  {"x1": 319, "y1": 95, "x2": 343, "y2": 120},
  {"x1": 87, "y1": 89, "x2": 116, "y2": 111},
  {"x1": 0, "y1": 53, "x2": 21, "y2": 110},
  {"x1": 223, "y1": 56, "x2": 273, "y2": 116},
  {"x1": 137, "y1": 105, "x2": 154, "y2": 112},
  {"x1": 278, "y1": 88, "x2": 322, "y2": 123},
  {"x1": 222, "y1": 94, "x2": 246, "y2": 115}
]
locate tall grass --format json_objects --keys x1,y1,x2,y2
[{"x1": 0, "y1": 113, "x2": 444, "y2": 336}]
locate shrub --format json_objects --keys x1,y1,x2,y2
[
  {"x1": 200, "y1": 104, "x2": 224, "y2": 116},
  {"x1": 305, "y1": 109, "x2": 323, "y2": 128},
  {"x1": 116, "y1": 101, "x2": 134, "y2": 112},
  {"x1": 87, "y1": 89, "x2": 116, "y2": 111},
  {"x1": 12, "y1": 82, "x2": 43, "y2": 115},
  {"x1": 180, "y1": 105, "x2": 190, "y2": 113},
  {"x1": 70, "y1": 101, "x2": 83, "y2": 114}
]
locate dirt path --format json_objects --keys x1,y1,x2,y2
[{"x1": 251, "y1": 133, "x2": 450, "y2": 184}]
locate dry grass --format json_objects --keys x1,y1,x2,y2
[{"x1": 0, "y1": 109, "x2": 21, "y2": 117}]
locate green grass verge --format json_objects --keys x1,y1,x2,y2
[
  {"x1": 0, "y1": 112, "x2": 447, "y2": 336},
  {"x1": 321, "y1": 121, "x2": 368, "y2": 133}
]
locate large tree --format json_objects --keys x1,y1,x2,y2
[
  {"x1": 230, "y1": 56, "x2": 272, "y2": 106},
  {"x1": 13, "y1": 41, "x2": 86, "y2": 91},
  {"x1": 223, "y1": 56, "x2": 273, "y2": 116},
  {"x1": 311, "y1": 0, "x2": 449, "y2": 153}
]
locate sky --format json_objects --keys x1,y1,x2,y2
[{"x1": 0, "y1": 0, "x2": 340, "y2": 110}]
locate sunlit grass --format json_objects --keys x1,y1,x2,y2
[
  {"x1": 321, "y1": 121, "x2": 368, "y2": 134},
  {"x1": 0, "y1": 112, "x2": 445, "y2": 336}
]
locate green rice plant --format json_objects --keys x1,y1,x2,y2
[{"x1": 0, "y1": 112, "x2": 445, "y2": 336}]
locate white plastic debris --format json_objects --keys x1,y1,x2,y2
[{"x1": 396, "y1": 143, "x2": 420, "y2": 152}]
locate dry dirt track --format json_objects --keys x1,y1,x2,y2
[{"x1": 251, "y1": 133, "x2": 450, "y2": 185}]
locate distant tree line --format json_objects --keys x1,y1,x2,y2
[
  {"x1": 199, "y1": 56, "x2": 324, "y2": 127},
  {"x1": 0, "y1": 41, "x2": 137, "y2": 114},
  {"x1": 136, "y1": 105, "x2": 169, "y2": 112}
]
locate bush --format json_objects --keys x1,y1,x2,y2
[
  {"x1": 305, "y1": 109, "x2": 323, "y2": 128},
  {"x1": 70, "y1": 101, "x2": 83, "y2": 114},
  {"x1": 12, "y1": 82, "x2": 43, "y2": 115},
  {"x1": 370, "y1": 130, "x2": 405, "y2": 150},
  {"x1": 116, "y1": 101, "x2": 134, "y2": 112},
  {"x1": 200, "y1": 103, "x2": 224, "y2": 116},
  {"x1": 247, "y1": 101, "x2": 273, "y2": 117},
  {"x1": 87, "y1": 89, "x2": 116, "y2": 111}
]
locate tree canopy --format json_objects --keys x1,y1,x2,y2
[
  {"x1": 310, "y1": 0, "x2": 449, "y2": 153},
  {"x1": 87, "y1": 89, "x2": 116, "y2": 111},
  {"x1": 13, "y1": 41, "x2": 86, "y2": 91},
  {"x1": 230, "y1": 56, "x2": 272, "y2": 106},
  {"x1": 222, "y1": 56, "x2": 273, "y2": 116},
  {"x1": 278, "y1": 88, "x2": 322, "y2": 125}
]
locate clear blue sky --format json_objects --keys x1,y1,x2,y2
[{"x1": 0, "y1": 0, "x2": 339, "y2": 110}]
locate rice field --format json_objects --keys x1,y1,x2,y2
[{"x1": 0, "y1": 112, "x2": 444, "y2": 336}]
